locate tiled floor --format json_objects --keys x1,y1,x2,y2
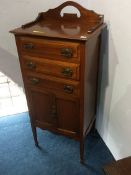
[{"x1": 0, "y1": 72, "x2": 28, "y2": 117}]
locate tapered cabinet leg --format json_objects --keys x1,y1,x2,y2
[
  {"x1": 80, "y1": 139, "x2": 84, "y2": 164},
  {"x1": 92, "y1": 119, "x2": 97, "y2": 136},
  {"x1": 31, "y1": 122, "x2": 39, "y2": 147}
]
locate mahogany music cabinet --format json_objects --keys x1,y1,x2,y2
[
  {"x1": 10, "y1": 1, "x2": 105, "y2": 163},
  {"x1": 104, "y1": 157, "x2": 131, "y2": 175}
]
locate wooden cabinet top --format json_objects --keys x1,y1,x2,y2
[{"x1": 10, "y1": 1, "x2": 105, "y2": 41}]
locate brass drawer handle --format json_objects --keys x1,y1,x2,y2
[
  {"x1": 23, "y1": 43, "x2": 34, "y2": 49},
  {"x1": 30, "y1": 78, "x2": 40, "y2": 85},
  {"x1": 26, "y1": 61, "x2": 36, "y2": 69},
  {"x1": 64, "y1": 85, "x2": 73, "y2": 94},
  {"x1": 61, "y1": 68, "x2": 73, "y2": 77},
  {"x1": 61, "y1": 48, "x2": 73, "y2": 58}
]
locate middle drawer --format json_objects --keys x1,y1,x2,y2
[{"x1": 22, "y1": 56, "x2": 80, "y2": 80}]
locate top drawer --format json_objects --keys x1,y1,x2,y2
[{"x1": 17, "y1": 37, "x2": 80, "y2": 62}]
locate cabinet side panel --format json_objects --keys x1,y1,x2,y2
[{"x1": 84, "y1": 35, "x2": 101, "y2": 135}]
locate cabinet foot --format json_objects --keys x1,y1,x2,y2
[
  {"x1": 31, "y1": 124, "x2": 39, "y2": 147},
  {"x1": 80, "y1": 139, "x2": 84, "y2": 164},
  {"x1": 35, "y1": 142, "x2": 39, "y2": 147},
  {"x1": 80, "y1": 158, "x2": 84, "y2": 164}
]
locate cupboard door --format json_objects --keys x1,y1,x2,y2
[
  {"x1": 56, "y1": 97, "x2": 80, "y2": 134},
  {"x1": 28, "y1": 88, "x2": 57, "y2": 126},
  {"x1": 27, "y1": 87, "x2": 79, "y2": 135}
]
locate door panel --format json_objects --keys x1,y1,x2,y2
[
  {"x1": 29, "y1": 89, "x2": 55, "y2": 125},
  {"x1": 56, "y1": 97, "x2": 79, "y2": 133}
]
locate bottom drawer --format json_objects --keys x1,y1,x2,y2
[{"x1": 24, "y1": 73, "x2": 80, "y2": 97}]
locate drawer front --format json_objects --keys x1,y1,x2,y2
[
  {"x1": 18, "y1": 37, "x2": 80, "y2": 62},
  {"x1": 24, "y1": 73, "x2": 80, "y2": 97},
  {"x1": 22, "y1": 56, "x2": 80, "y2": 80}
]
